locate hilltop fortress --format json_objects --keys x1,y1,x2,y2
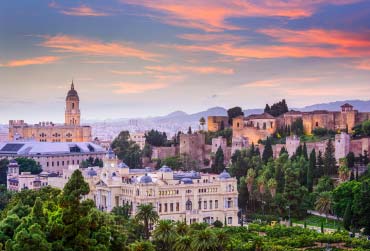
[{"x1": 210, "y1": 103, "x2": 370, "y2": 144}]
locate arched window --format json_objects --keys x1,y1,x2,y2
[{"x1": 186, "y1": 200, "x2": 192, "y2": 211}]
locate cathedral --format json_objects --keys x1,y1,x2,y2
[{"x1": 8, "y1": 82, "x2": 92, "y2": 142}]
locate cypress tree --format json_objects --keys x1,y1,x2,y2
[
  {"x1": 307, "y1": 149, "x2": 316, "y2": 192},
  {"x1": 212, "y1": 147, "x2": 225, "y2": 174},
  {"x1": 317, "y1": 151, "x2": 324, "y2": 178},
  {"x1": 262, "y1": 138, "x2": 273, "y2": 163},
  {"x1": 324, "y1": 139, "x2": 336, "y2": 175},
  {"x1": 303, "y1": 143, "x2": 308, "y2": 161},
  {"x1": 343, "y1": 202, "x2": 352, "y2": 231},
  {"x1": 279, "y1": 146, "x2": 287, "y2": 156}
]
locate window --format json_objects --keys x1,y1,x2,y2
[
  {"x1": 176, "y1": 202, "x2": 180, "y2": 211},
  {"x1": 228, "y1": 217, "x2": 232, "y2": 225},
  {"x1": 198, "y1": 200, "x2": 202, "y2": 210},
  {"x1": 164, "y1": 203, "x2": 168, "y2": 212},
  {"x1": 227, "y1": 198, "x2": 233, "y2": 208},
  {"x1": 316, "y1": 121, "x2": 319, "y2": 127},
  {"x1": 186, "y1": 200, "x2": 192, "y2": 211},
  {"x1": 170, "y1": 203, "x2": 174, "y2": 212},
  {"x1": 209, "y1": 200, "x2": 213, "y2": 209},
  {"x1": 215, "y1": 200, "x2": 218, "y2": 209},
  {"x1": 159, "y1": 204, "x2": 162, "y2": 213},
  {"x1": 204, "y1": 201, "x2": 207, "y2": 209}
]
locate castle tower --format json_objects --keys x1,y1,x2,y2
[{"x1": 65, "y1": 81, "x2": 81, "y2": 126}]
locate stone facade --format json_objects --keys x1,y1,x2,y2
[
  {"x1": 229, "y1": 103, "x2": 369, "y2": 145},
  {"x1": 94, "y1": 165, "x2": 239, "y2": 226},
  {"x1": 8, "y1": 82, "x2": 92, "y2": 142},
  {"x1": 179, "y1": 133, "x2": 206, "y2": 166},
  {"x1": 207, "y1": 116, "x2": 229, "y2": 132},
  {"x1": 152, "y1": 146, "x2": 178, "y2": 160}
]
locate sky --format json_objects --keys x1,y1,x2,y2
[{"x1": 1, "y1": 0, "x2": 370, "y2": 123}]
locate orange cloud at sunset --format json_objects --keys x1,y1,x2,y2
[
  {"x1": 259, "y1": 28, "x2": 370, "y2": 48},
  {"x1": 145, "y1": 65, "x2": 234, "y2": 75},
  {"x1": 0, "y1": 56, "x2": 60, "y2": 67},
  {"x1": 40, "y1": 35, "x2": 160, "y2": 61},
  {"x1": 123, "y1": 0, "x2": 361, "y2": 31},
  {"x1": 60, "y1": 5, "x2": 110, "y2": 16}
]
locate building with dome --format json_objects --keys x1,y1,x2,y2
[
  {"x1": 94, "y1": 165, "x2": 239, "y2": 226},
  {"x1": 8, "y1": 82, "x2": 92, "y2": 142}
]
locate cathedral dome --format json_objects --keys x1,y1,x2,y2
[
  {"x1": 219, "y1": 170, "x2": 231, "y2": 179},
  {"x1": 66, "y1": 82, "x2": 79, "y2": 101}
]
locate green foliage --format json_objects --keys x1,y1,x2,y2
[
  {"x1": 227, "y1": 106, "x2": 244, "y2": 125},
  {"x1": 111, "y1": 131, "x2": 142, "y2": 168},
  {"x1": 362, "y1": 120, "x2": 370, "y2": 136},
  {"x1": 161, "y1": 156, "x2": 182, "y2": 170},
  {"x1": 142, "y1": 144, "x2": 153, "y2": 159},
  {"x1": 323, "y1": 139, "x2": 336, "y2": 175},
  {"x1": 145, "y1": 129, "x2": 168, "y2": 147},
  {"x1": 0, "y1": 159, "x2": 9, "y2": 185},
  {"x1": 262, "y1": 138, "x2": 273, "y2": 164},
  {"x1": 343, "y1": 202, "x2": 352, "y2": 230},
  {"x1": 212, "y1": 147, "x2": 225, "y2": 174},
  {"x1": 15, "y1": 158, "x2": 42, "y2": 174},
  {"x1": 135, "y1": 204, "x2": 159, "y2": 240},
  {"x1": 291, "y1": 118, "x2": 304, "y2": 136},
  {"x1": 80, "y1": 157, "x2": 103, "y2": 168},
  {"x1": 264, "y1": 99, "x2": 289, "y2": 117}
]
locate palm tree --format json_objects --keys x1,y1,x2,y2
[
  {"x1": 267, "y1": 178, "x2": 277, "y2": 198},
  {"x1": 135, "y1": 204, "x2": 159, "y2": 239},
  {"x1": 173, "y1": 235, "x2": 192, "y2": 251},
  {"x1": 175, "y1": 221, "x2": 189, "y2": 235},
  {"x1": 338, "y1": 164, "x2": 350, "y2": 182},
  {"x1": 190, "y1": 229, "x2": 217, "y2": 251},
  {"x1": 315, "y1": 191, "x2": 333, "y2": 223},
  {"x1": 129, "y1": 240, "x2": 156, "y2": 251},
  {"x1": 215, "y1": 230, "x2": 230, "y2": 251},
  {"x1": 257, "y1": 175, "x2": 266, "y2": 195},
  {"x1": 153, "y1": 220, "x2": 177, "y2": 251}
]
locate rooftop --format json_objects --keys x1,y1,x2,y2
[{"x1": 0, "y1": 141, "x2": 106, "y2": 155}]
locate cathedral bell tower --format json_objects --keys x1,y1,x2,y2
[{"x1": 65, "y1": 81, "x2": 81, "y2": 126}]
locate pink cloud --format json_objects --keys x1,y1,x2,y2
[
  {"x1": 259, "y1": 28, "x2": 370, "y2": 48},
  {"x1": 112, "y1": 82, "x2": 168, "y2": 94},
  {"x1": 0, "y1": 56, "x2": 60, "y2": 67},
  {"x1": 40, "y1": 34, "x2": 160, "y2": 61},
  {"x1": 60, "y1": 5, "x2": 110, "y2": 16},
  {"x1": 145, "y1": 65, "x2": 234, "y2": 74},
  {"x1": 243, "y1": 77, "x2": 321, "y2": 88},
  {"x1": 354, "y1": 60, "x2": 370, "y2": 70},
  {"x1": 122, "y1": 0, "x2": 361, "y2": 31}
]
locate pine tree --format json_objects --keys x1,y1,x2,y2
[
  {"x1": 324, "y1": 139, "x2": 336, "y2": 175},
  {"x1": 187, "y1": 126, "x2": 192, "y2": 134}
]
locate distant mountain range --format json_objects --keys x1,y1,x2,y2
[
  {"x1": 85, "y1": 99, "x2": 370, "y2": 124},
  {"x1": 84, "y1": 99, "x2": 370, "y2": 139}
]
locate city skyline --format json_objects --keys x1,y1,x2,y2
[{"x1": 1, "y1": 0, "x2": 370, "y2": 123}]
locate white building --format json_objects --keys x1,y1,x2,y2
[
  {"x1": 94, "y1": 164, "x2": 239, "y2": 226},
  {"x1": 130, "y1": 132, "x2": 146, "y2": 150}
]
